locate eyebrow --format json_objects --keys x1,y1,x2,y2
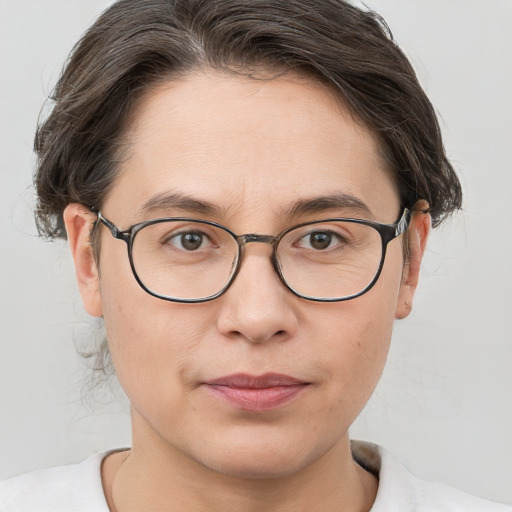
[
  {"x1": 138, "y1": 192, "x2": 220, "y2": 216},
  {"x1": 284, "y1": 193, "x2": 373, "y2": 218},
  {"x1": 137, "y1": 191, "x2": 372, "y2": 220}
]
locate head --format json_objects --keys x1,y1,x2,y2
[{"x1": 35, "y1": 0, "x2": 461, "y2": 479}]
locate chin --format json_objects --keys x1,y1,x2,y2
[
  {"x1": 191, "y1": 432, "x2": 329, "y2": 480},
  {"x1": 206, "y1": 455, "x2": 309, "y2": 480}
]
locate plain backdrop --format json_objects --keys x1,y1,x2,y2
[{"x1": 1, "y1": 0, "x2": 511, "y2": 504}]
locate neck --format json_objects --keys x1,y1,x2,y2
[{"x1": 103, "y1": 413, "x2": 378, "y2": 512}]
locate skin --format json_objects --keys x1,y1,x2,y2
[{"x1": 64, "y1": 69, "x2": 430, "y2": 512}]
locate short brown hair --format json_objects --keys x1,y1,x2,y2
[{"x1": 35, "y1": 0, "x2": 461, "y2": 238}]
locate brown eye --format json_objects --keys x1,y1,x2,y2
[
  {"x1": 309, "y1": 232, "x2": 332, "y2": 250},
  {"x1": 291, "y1": 224, "x2": 351, "y2": 253},
  {"x1": 166, "y1": 231, "x2": 208, "y2": 251},
  {"x1": 180, "y1": 232, "x2": 204, "y2": 251}
]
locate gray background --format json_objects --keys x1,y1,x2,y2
[{"x1": 1, "y1": 0, "x2": 511, "y2": 504}]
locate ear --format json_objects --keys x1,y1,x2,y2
[
  {"x1": 63, "y1": 203, "x2": 103, "y2": 317},
  {"x1": 395, "y1": 202, "x2": 431, "y2": 319}
]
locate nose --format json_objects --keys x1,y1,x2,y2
[{"x1": 216, "y1": 244, "x2": 299, "y2": 344}]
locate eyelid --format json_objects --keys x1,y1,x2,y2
[
  {"x1": 161, "y1": 225, "x2": 217, "y2": 241},
  {"x1": 291, "y1": 221, "x2": 355, "y2": 236},
  {"x1": 133, "y1": 216, "x2": 369, "y2": 242},
  {"x1": 290, "y1": 227, "x2": 343, "y2": 248}
]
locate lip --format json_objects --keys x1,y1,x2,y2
[{"x1": 202, "y1": 373, "x2": 310, "y2": 412}]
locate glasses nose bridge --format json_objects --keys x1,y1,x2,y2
[
  {"x1": 238, "y1": 233, "x2": 278, "y2": 248},
  {"x1": 234, "y1": 233, "x2": 282, "y2": 290}
]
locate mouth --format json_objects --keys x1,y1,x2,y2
[{"x1": 202, "y1": 373, "x2": 310, "y2": 412}]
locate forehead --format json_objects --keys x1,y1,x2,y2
[{"x1": 108, "y1": 69, "x2": 399, "y2": 225}]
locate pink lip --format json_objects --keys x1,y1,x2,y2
[{"x1": 202, "y1": 373, "x2": 310, "y2": 412}]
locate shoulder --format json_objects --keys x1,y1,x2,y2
[
  {"x1": 351, "y1": 441, "x2": 511, "y2": 512},
  {"x1": 0, "y1": 453, "x2": 110, "y2": 512}
]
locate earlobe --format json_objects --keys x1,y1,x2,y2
[
  {"x1": 63, "y1": 203, "x2": 103, "y2": 317},
  {"x1": 395, "y1": 202, "x2": 431, "y2": 319}
]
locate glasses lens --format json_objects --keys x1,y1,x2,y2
[
  {"x1": 131, "y1": 220, "x2": 238, "y2": 300},
  {"x1": 277, "y1": 220, "x2": 383, "y2": 300}
]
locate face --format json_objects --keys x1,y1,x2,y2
[{"x1": 66, "y1": 69, "x2": 427, "y2": 479}]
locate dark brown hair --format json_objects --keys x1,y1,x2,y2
[{"x1": 34, "y1": 0, "x2": 462, "y2": 240}]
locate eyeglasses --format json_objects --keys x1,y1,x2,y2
[{"x1": 92, "y1": 208, "x2": 410, "y2": 303}]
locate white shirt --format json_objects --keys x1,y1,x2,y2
[{"x1": 0, "y1": 442, "x2": 510, "y2": 511}]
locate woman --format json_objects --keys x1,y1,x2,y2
[{"x1": 0, "y1": 0, "x2": 509, "y2": 510}]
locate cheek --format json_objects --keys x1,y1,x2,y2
[
  {"x1": 97, "y1": 237, "x2": 196, "y2": 357},
  {"x1": 315, "y1": 304, "x2": 393, "y2": 394},
  {"x1": 97, "y1": 257, "x2": 214, "y2": 407},
  {"x1": 313, "y1": 250, "x2": 403, "y2": 409}
]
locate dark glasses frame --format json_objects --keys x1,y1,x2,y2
[{"x1": 91, "y1": 206, "x2": 410, "y2": 303}]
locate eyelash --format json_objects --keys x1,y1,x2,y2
[
  {"x1": 294, "y1": 229, "x2": 348, "y2": 250},
  {"x1": 165, "y1": 230, "x2": 207, "y2": 247}
]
